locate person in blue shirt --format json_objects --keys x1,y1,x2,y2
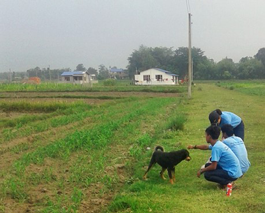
[
  {"x1": 189, "y1": 125, "x2": 242, "y2": 187},
  {"x1": 209, "y1": 109, "x2": 244, "y2": 140},
  {"x1": 221, "y1": 124, "x2": 250, "y2": 174}
]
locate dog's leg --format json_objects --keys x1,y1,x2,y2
[
  {"x1": 167, "y1": 168, "x2": 174, "y2": 184},
  {"x1": 160, "y1": 168, "x2": 167, "y2": 180},
  {"x1": 143, "y1": 164, "x2": 153, "y2": 180},
  {"x1": 143, "y1": 154, "x2": 157, "y2": 180},
  {"x1": 172, "y1": 167, "x2": 176, "y2": 182},
  {"x1": 143, "y1": 162, "x2": 155, "y2": 180}
]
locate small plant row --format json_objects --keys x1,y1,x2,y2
[
  {"x1": 0, "y1": 104, "x2": 88, "y2": 129},
  {"x1": 0, "y1": 95, "x2": 188, "y2": 212},
  {"x1": 0, "y1": 100, "x2": 88, "y2": 113},
  {"x1": 13, "y1": 97, "x2": 174, "y2": 170},
  {"x1": 30, "y1": 98, "x2": 185, "y2": 212},
  {"x1": 0, "y1": 98, "x2": 135, "y2": 143},
  {"x1": 0, "y1": 95, "x2": 123, "y2": 100},
  {"x1": 58, "y1": 100, "x2": 187, "y2": 212},
  {"x1": 0, "y1": 98, "x2": 176, "y2": 207},
  {"x1": 0, "y1": 107, "x2": 92, "y2": 143},
  {"x1": 0, "y1": 82, "x2": 185, "y2": 93}
]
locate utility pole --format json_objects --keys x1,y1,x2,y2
[
  {"x1": 48, "y1": 65, "x2": 51, "y2": 81},
  {"x1": 188, "y1": 13, "x2": 192, "y2": 98},
  {"x1": 191, "y1": 59, "x2": 194, "y2": 83},
  {"x1": 9, "y1": 69, "x2": 11, "y2": 82}
]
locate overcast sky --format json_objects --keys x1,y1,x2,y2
[{"x1": 1, "y1": 0, "x2": 265, "y2": 72}]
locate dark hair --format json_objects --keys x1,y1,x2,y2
[
  {"x1": 215, "y1": 109, "x2": 222, "y2": 115},
  {"x1": 209, "y1": 109, "x2": 222, "y2": 124},
  {"x1": 205, "y1": 125, "x2": 220, "y2": 140},
  {"x1": 221, "y1": 124, "x2": 234, "y2": 137}
]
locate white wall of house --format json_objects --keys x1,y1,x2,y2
[
  {"x1": 134, "y1": 68, "x2": 178, "y2": 85},
  {"x1": 61, "y1": 72, "x2": 91, "y2": 84}
]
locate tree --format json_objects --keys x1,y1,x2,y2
[
  {"x1": 238, "y1": 57, "x2": 264, "y2": 79},
  {"x1": 76, "y1": 64, "x2": 86, "y2": 71},
  {"x1": 172, "y1": 47, "x2": 211, "y2": 79},
  {"x1": 255, "y1": 48, "x2": 265, "y2": 67},
  {"x1": 27, "y1": 67, "x2": 41, "y2": 78},
  {"x1": 215, "y1": 58, "x2": 236, "y2": 79},
  {"x1": 127, "y1": 45, "x2": 159, "y2": 78},
  {"x1": 98, "y1": 64, "x2": 109, "y2": 80},
  {"x1": 26, "y1": 67, "x2": 71, "y2": 81},
  {"x1": 126, "y1": 45, "x2": 265, "y2": 80},
  {"x1": 195, "y1": 59, "x2": 217, "y2": 80},
  {"x1": 87, "y1": 67, "x2": 98, "y2": 76},
  {"x1": 152, "y1": 47, "x2": 175, "y2": 71}
]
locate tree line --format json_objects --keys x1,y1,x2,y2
[
  {"x1": 127, "y1": 46, "x2": 265, "y2": 80},
  {"x1": 1, "y1": 47, "x2": 265, "y2": 81}
]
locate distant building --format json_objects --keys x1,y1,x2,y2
[
  {"x1": 109, "y1": 68, "x2": 128, "y2": 79},
  {"x1": 61, "y1": 71, "x2": 95, "y2": 84},
  {"x1": 134, "y1": 68, "x2": 179, "y2": 85}
]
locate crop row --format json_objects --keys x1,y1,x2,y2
[
  {"x1": 0, "y1": 97, "x2": 183, "y2": 212},
  {"x1": 0, "y1": 98, "x2": 137, "y2": 143},
  {"x1": 0, "y1": 82, "x2": 185, "y2": 93},
  {"x1": 13, "y1": 97, "x2": 175, "y2": 171}
]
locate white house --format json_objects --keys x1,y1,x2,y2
[
  {"x1": 61, "y1": 71, "x2": 92, "y2": 84},
  {"x1": 109, "y1": 68, "x2": 128, "y2": 79},
  {"x1": 134, "y1": 68, "x2": 179, "y2": 85}
]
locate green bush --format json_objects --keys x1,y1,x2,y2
[
  {"x1": 165, "y1": 114, "x2": 186, "y2": 131},
  {"x1": 103, "y1": 79, "x2": 117, "y2": 86}
]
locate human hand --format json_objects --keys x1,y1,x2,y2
[
  {"x1": 197, "y1": 169, "x2": 202, "y2": 178},
  {"x1": 187, "y1": 145, "x2": 194, "y2": 149}
]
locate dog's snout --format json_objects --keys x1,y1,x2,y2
[{"x1": 186, "y1": 156, "x2": 191, "y2": 161}]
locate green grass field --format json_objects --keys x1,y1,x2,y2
[
  {"x1": 0, "y1": 81, "x2": 264, "y2": 213},
  {"x1": 0, "y1": 81, "x2": 185, "y2": 93},
  {"x1": 107, "y1": 82, "x2": 265, "y2": 213}
]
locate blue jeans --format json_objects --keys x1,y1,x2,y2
[
  {"x1": 234, "y1": 120, "x2": 244, "y2": 141},
  {"x1": 204, "y1": 167, "x2": 237, "y2": 185}
]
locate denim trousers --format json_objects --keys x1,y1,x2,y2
[
  {"x1": 234, "y1": 120, "x2": 244, "y2": 141},
  {"x1": 204, "y1": 163, "x2": 237, "y2": 185},
  {"x1": 204, "y1": 168, "x2": 237, "y2": 185}
]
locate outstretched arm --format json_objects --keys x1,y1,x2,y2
[{"x1": 187, "y1": 144, "x2": 210, "y2": 150}]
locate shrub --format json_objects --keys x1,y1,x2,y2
[
  {"x1": 165, "y1": 114, "x2": 186, "y2": 131},
  {"x1": 103, "y1": 79, "x2": 117, "y2": 86}
]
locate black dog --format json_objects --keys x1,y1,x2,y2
[{"x1": 143, "y1": 146, "x2": 191, "y2": 184}]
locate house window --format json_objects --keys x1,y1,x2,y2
[
  {"x1": 143, "y1": 75, "x2": 150, "y2": 81},
  {"x1": 65, "y1": 77, "x2": 70, "y2": 81},
  {"x1": 74, "y1": 76, "x2": 83, "y2": 81},
  {"x1": 155, "y1": 75, "x2": 162, "y2": 81}
]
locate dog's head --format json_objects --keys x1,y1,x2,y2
[{"x1": 184, "y1": 149, "x2": 191, "y2": 161}]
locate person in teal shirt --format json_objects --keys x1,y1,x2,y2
[
  {"x1": 209, "y1": 109, "x2": 245, "y2": 140},
  {"x1": 221, "y1": 124, "x2": 250, "y2": 174},
  {"x1": 189, "y1": 125, "x2": 242, "y2": 187}
]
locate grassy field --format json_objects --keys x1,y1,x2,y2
[
  {"x1": 216, "y1": 80, "x2": 265, "y2": 96},
  {"x1": 106, "y1": 82, "x2": 265, "y2": 213},
  {"x1": 0, "y1": 81, "x2": 185, "y2": 93},
  {"x1": 0, "y1": 81, "x2": 264, "y2": 213}
]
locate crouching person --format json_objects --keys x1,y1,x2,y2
[{"x1": 195, "y1": 125, "x2": 242, "y2": 188}]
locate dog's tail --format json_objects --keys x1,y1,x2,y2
[{"x1": 155, "y1": 146, "x2": 164, "y2": 152}]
